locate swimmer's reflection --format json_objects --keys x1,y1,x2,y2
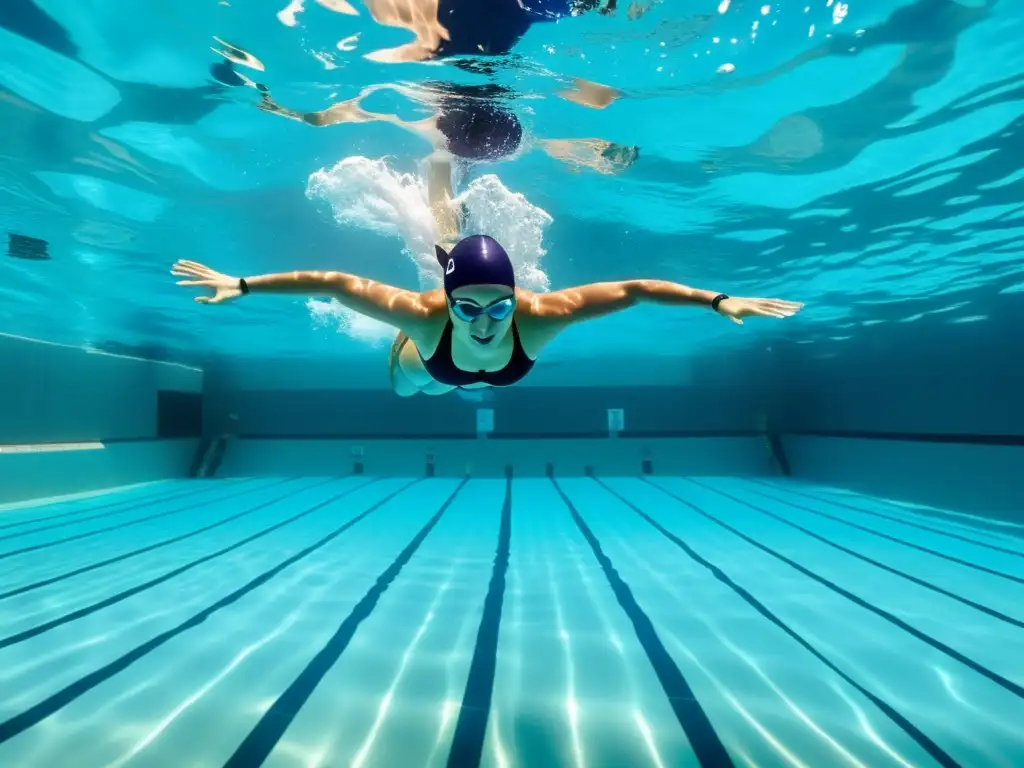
[
  {"x1": 629, "y1": 0, "x2": 997, "y2": 183},
  {"x1": 257, "y1": 81, "x2": 639, "y2": 245},
  {"x1": 357, "y1": 0, "x2": 652, "y2": 64}
]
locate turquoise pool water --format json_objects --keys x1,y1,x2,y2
[
  {"x1": 3, "y1": 474, "x2": 1023, "y2": 766},
  {"x1": 2, "y1": 0, "x2": 1024, "y2": 765}
]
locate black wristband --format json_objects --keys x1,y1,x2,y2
[
  {"x1": 239, "y1": 278, "x2": 250, "y2": 295},
  {"x1": 711, "y1": 293, "x2": 728, "y2": 312}
]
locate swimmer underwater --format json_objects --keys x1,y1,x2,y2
[{"x1": 172, "y1": 235, "x2": 803, "y2": 397}]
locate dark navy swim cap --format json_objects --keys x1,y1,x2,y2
[{"x1": 435, "y1": 235, "x2": 515, "y2": 295}]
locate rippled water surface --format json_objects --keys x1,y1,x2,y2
[{"x1": 2, "y1": 0, "x2": 1021, "y2": 368}]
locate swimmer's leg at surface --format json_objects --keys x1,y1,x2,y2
[
  {"x1": 360, "y1": 0, "x2": 449, "y2": 63},
  {"x1": 539, "y1": 138, "x2": 639, "y2": 175},
  {"x1": 557, "y1": 78, "x2": 622, "y2": 109},
  {"x1": 389, "y1": 331, "x2": 456, "y2": 397}
]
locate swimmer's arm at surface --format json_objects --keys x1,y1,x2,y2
[
  {"x1": 172, "y1": 258, "x2": 441, "y2": 335},
  {"x1": 526, "y1": 280, "x2": 720, "y2": 323},
  {"x1": 244, "y1": 270, "x2": 439, "y2": 329},
  {"x1": 519, "y1": 280, "x2": 802, "y2": 345}
]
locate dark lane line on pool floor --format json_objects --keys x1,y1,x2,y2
[
  {"x1": 745, "y1": 479, "x2": 1024, "y2": 557},
  {"x1": 0, "y1": 477, "x2": 379, "y2": 649},
  {"x1": 644, "y1": 478, "x2": 1024, "y2": 702},
  {"x1": 0, "y1": 478, "x2": 296, "y2": 562},
  {"x1": 0, "y1": 480, "x2": 205, "y2": 532},
  {"x1": 221, "y1": 477, "x2": 469, "y2": 767},
  {"x1": 726, "y1": 482, "x2": 1024, "y2": 586},
  {"x1": 0, "y1": 477, "x2": 362, "y2": 602},
  {"x1": 0, "y1": 477, "x2": 426, "y2": 746},
  {"x1": 787, "y1": 486, "x2": 1024, "y2": 543},
  {"x1": 594, "y1": 474, "x2": 961, "y2": 768},
  {"x1": 447, "y1": 467, "x2": 513, "y2": 768},
  {"x1": 0, "y1": 479, "x2": 253, "y2": 544},
  {"x1": 690, "y1": 480, "x2": 1024, "y2": 630},
  {"x1": 547, "y1": 469, "x2": 735, "y2": 768}
]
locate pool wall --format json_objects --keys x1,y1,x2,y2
[
  {"x1": 3, "y1": 309, "x2": 1023, "y2": 520},
  {"x1": 212, "y1": 436, "x2": 773, "y2": 477},
  {"x1": 0, "y1": 333, "x2": 203, "y2": 503}
]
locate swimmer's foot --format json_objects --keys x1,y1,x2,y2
[{"x1": 601, "y1": 143, "x2": 640, "y2": 171}]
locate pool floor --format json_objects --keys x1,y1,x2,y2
[{"x1": 1, "y1": 474, "x2": 1022, "y2": 767}]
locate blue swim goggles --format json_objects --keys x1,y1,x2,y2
[{"x1": 450, "y1": 296, "x2": 516, "y2": 322}]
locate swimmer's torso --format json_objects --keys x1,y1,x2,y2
[{"x1": 394, "y1": 289, "x2": 548, "y2": 391}]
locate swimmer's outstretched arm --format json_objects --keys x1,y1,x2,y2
[
  {"x1": 522, "y1": 279, "x2": 802, "y2": 339},
  {"x1": 171, "y1": 260, "x2": 443, "y2": 336}
]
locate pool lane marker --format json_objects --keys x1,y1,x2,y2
[
  {"x1": 647, "y1": 478, "x2": 1024, "y2": 701},
  {"x1": 0, "y1": 477, "x2": 295, "y2": 561},
  {"x1": 222, "y1": 476, "x2": 469, "y2": 767},
  {"x1": 0, "y1": 478, "x2": 359, "y2": 602},
  {"x1": 0, "y1": 479, "x2": 251, "y2": 544},
  {"x1": 694, "y1": 480, "x2": 1024, "y2": 630},
  {"x1": 746, "y1": 478, "x2": 1024, "y2": 555},
  {"x1": 731, "y1": 482, "x2": 1024, "y2": 586},
  {"x1": 0, "y1": 477, "x2": 424, "y2": 746},
  {"x1": 0, "y1": 481, "x2": 194, "y2": 532},
  {"x1": 547, "y1": 468, "x2": 734, "y2": 768},
  {"x1": 0, "y1": 477, "x2": 381, "y2": 648},
  {"x1": 447, "y1": 467, "x2": 513, "y2": 768},
  {"x1": 594, "y1": 474, "x2": 962, "y2": 768}
]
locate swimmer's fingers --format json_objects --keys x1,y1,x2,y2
[
  {"x1": 195, "y1": 290, "x2": 240, "y2": 305},
  {"x1": 747, "y1": 304, "x2": 794, "y2": 319},
  {"x1": 720, "y1": 297, "x2": 802, "y2": 323},
  {"x1": 746, "y1": 298, "x2": 805, "y2": 317},
  {"x1": 171, "y1": 259, "x2": 220, "y2": 279},
  {"x1": 175, "y1": 279, "x2": 214, "y2": 287}
]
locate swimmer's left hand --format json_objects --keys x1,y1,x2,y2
[{"x1": 716, "y1": 297, "x2": 804, "y2": 325}]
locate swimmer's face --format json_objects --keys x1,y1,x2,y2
[{"x1": 448, "y1": 284, "x2": 516, "y2": 347}]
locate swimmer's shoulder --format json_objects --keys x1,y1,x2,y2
[
  {"x1": 513, "y1": 288, "x2": 575, "y2": 356},
  {"x1": 419, "y1": 289, "x2": 447, "y2": 312},
  {"x1": 407, "y1": 289, "x2": 449, "y2": 345},
  {"x1": 515, "y1": 288, "x2": 570, "y2": 322}
]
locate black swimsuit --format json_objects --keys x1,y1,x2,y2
[{"x1": 420, "y1": 321, "x2": 535, "y2": 388}]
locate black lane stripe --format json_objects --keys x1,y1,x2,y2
[
  {"x1": 792, "y1": 484, "x2": 1024, "y2": 541},
  {"x1": 0, "y1": 478, "x2": 424, "y2": 745},
  {"x1": 222, "y1": 477, "x2": 468, "y2": 767},
  {"x1": 591, "y1": 476, "x2": 961, "y2": 768},
  {"x1": 0, "y1": 481, "x2": 190, "y2": 532},
  {"x1": 731, "y1": 483, "x2": 1024, "y2": 586},
  {"x1": 548, "y1": 471, "x2": 734, "y2": 768},
  {"x1": 806, "y1": 496, "x2": 1024, "y2": 543},
  {"x1": 646, "y1": 478, "x2": 1024, "y2": 702},
  {"x1": 0, "y1": 480, "x2": 353, "y2": 602},
  {"x1": 0, "y1": 477, "x2": 376, "y2": 649},
  {"x1": 448, "y1": 469, "x2": 512, "y2": 768},
  {"x1": 691, "y1": 480, "x2": 1024, "y2": 631},
  {"x1": 0, "y1": 480, "x2": 247, "y2": 543},
  {"x1": 0, "y1": 478, "x2": 293, "y2": 562},
  {"x1": 748, "y1": 479, "x2": 1024, "y2": 557}
]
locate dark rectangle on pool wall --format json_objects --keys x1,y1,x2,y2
[{"x1": 157, "y1": 390, "x2": 203, "y2": 438}]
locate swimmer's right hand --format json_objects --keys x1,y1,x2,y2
[{"x1": 171, "y1": 259, "x2": 244, "y2": 305}]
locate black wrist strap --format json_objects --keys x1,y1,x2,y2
[
  {"x1": 239, "y1": 278, "x2": 250, "y2": 295},
  {"x1": 711, "y1": 293, "x2": 728, "y2": 312}
]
